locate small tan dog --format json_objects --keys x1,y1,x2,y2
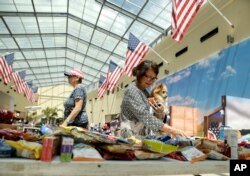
[
  {"x1": 148, "y1": 83, "x2": 169, "y2": 118},
  {"x1": 150, "y1": 83, "x2": 168, "y2": 105}
]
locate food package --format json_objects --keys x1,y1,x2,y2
[
  {"x1": 101, "y1": 144, "x2": 134, "y2": 154},
  {"x1": 41, "y1": 136, "x2": 60, "y2": 161},
  {"x1": 127, "y1": 136, "x2": 142, "y2": 145},
  {"x1": 0, "y1": 139, "x2": 15, "y2": 158},
  {"x1": 22, "y1": 132, "x2": 40, "y2": 142},
  {"x1": 98, "y1": 148, "x2": 135, "y2": 160},
  {"x1": 165, "y1": 151, "x2": 186, "y2": 161},
  {"x1": 72, "y1": 143, "x2": 103, "y2": 161},
  {"x1": 197, "y1": 139, "x2": 222, "y2": 152},
  {"x1": 180, "y1": 146, "x2": 207, "y2": 163},
  {"x1": 60, "y1": 137, "x2": 74, "y2": 162},
  {"x1": 5, "y1": 140, "x2": 42, "y2": 159},
  {"x1": 201, "y1": 149, "x2": 229, "y2": 160},
  {"x1": 134, "y1": 150, "x2": 165, "y2": 160},
  {"x1": 143, "y1": 139, "x2": 178, "y2": 154},
  {"x1": 238, "y1": 148, "x2": 250, "y2": 160},
  {"x1": 0, "y1": 129, "x2": 23, "y2": 141}
]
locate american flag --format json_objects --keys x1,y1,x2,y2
[
  {"x1": 16, "y1": 70, "x2": 32, "y2": 101},
  {"x1": 23, "y1": 82, "x2": 33, "y2": 101},
  {"x1": 32, "y1": 86, "x2": 38, "y2": 93},
  {"x1": 31, "y1": 86, "x2": 38, "y2": 102},
  {"x1": 171, "y1": 0, "x2": 204, "y2": 42},
  {"x1": 98, "y1": 74, "x2": 108, "y2": 99},
  {"x1": 107, "y1": 60, "x2": 123, "y2": 93},
  {"x1": 11, "y1": 71, "x2": 26, "y2": 94},
  {"x1": 26, "y1": 80, "x2": 33, "y2": 88},
  {"x1": 123, "y1": 33, "x2": 149, "y2": 77},
  {"x1": 0, "y1": 53, "x2": 14, "y2": 84}
]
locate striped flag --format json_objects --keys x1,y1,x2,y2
[
  {"x1": 18, "y1": 70, "x2": 26, "y2": 80},
  {"x1": 107, "y1": 60, "x2": 123, "y2": 93},
  {"x1": 171, "y1": 0, "x2": 204, "y2": 42},
  {"x1": 15, "y1": 70, "x2": 32, "y2": 101},
  {"x1": 0, "y1": 53, "x2": 14, "y2": 84},
  {"x1": 11, "y1": 71, "x2": 26, "y2": 94},
  {"x1": 123, "y1": 33, "x2": 149, "y2": 77},
  {"x1": 23, "y1": 82, "x2": 32, "y2": 101},
  {"x1": 26, "y1": 80, "x2": 33, "y2": 88},
  {"x1": 31, "y1": 86, "x2": 38, "y2": 102},
  {"x1": 98, "y1": 74, "x2": 108, "y2": 99},
  {"x1": 32, "y1": 86, "x2": 38, "y2": 93}
]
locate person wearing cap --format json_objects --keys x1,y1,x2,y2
[{"x1": 62, "y1": 68, "x2": 88, "y2": 128}]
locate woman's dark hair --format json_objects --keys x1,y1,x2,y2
[
  {"x1": 78, "y1": 78, "x2": 82, "y2": 84},
  {"x1": 132, "y1": 60, "x2": 159, "y2": 81}
]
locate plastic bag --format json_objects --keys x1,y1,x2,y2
[
  {"x1": 0, "y1": 139, "x2": 15, "y2": 158},
  {"x1": 72, "y1": 143, "x2": 103, "y2": 161},
  {"x1": 5, "y1": 140, "x2": 42, "y2": 159},
  {"x1": 134, "y1": 150, "x2": 165, "y2": 160}
]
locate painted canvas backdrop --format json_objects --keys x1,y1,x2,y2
[{"x1": 157, "y1": 37, "x2": 250, "y2": 129}]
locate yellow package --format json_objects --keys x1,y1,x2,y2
[
  {"x1": 5, "y1": 140, "x2": 42, "y2": 159},
  {"x1": 135, "y1": 150, "x2": 165, "y2": 160}
]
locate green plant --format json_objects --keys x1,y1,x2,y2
[{"x1": 41, "y1": 107, "x2": 62, "y2": 125}]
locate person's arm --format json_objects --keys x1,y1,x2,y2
[
  {"x1": 62, "y1": 99, "x2": 83, "y2": 126},
  {"x1": 161, "y1": 124, "x2": 187, "y2": 137}
]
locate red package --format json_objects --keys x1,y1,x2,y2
[{"x1": 41, "y1": 137, "x2": 59, "y2": 161}]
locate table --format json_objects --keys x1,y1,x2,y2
[{"x1": 0, "y1": 158, "x2": 229, "y2": 176}]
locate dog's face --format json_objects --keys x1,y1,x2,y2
[{"x1": 151, "y1": 83, "x2": 168, "y2": 100}]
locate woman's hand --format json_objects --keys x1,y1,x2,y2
[
  {"x1": 172, "y1": 129, "x2": 188, "y2": 138},
  {"x1": 61, "y1": 120, "x2": 69, "y2": 127},
  {"x1": 162, "y1": 124, "x2": 188, "y2": 138},
  {"x1": 148, "y1": 98, "x2": 164, "y2": 113}
]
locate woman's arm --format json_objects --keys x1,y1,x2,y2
[
  {"x1": 161, "y1": 124, "x2": 187, "y2": 137},
  {"x1": 62, "y1": 99, "x2": 83, "y2": 126}
]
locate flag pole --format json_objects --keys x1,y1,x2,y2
[
  {"x1": 149, "y1": 47, "x2": 169, "y2": 65},
  {"x1": 207, "y1": 0, "x2": 234, "y2": 28}
]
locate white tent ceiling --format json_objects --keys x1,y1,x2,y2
[{"x1": 0, "y1": 0, "x2": 172, "y2": 91}]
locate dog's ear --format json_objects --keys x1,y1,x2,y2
[
  {"x1": 159, "y1": 83, "x2": 164, "y2": 89},
  {"x1": 152, "y1": 84, "x2": 161, "y2": 94}
]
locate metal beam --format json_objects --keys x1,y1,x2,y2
[
  {"x1": 14, "y1": 57, "x2": 106, "y2": 76},
  {"x1": 0, "y1": 46, "x2": 115, "y2": 66},
  {"x1": 0, "y1": 33, "x2": 125, "y2": 60},
  {"x1": 0, "y1": 12, "x2": 129, "y2": 42},
  {"x1": 31, "y1": 0, "x2": 53, "y2": 85},
  {"x1": 14, "y1": 65, "x2": 98, "y2": 81},
  {"x1": 101, "y1": 0, "x2": 165, "y2": 33},
  {"x1": 30, "y1": 76, "x2": 92, "y2": 84}
]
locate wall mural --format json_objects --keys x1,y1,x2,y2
[{"x1": 157, "y1": 37, "x2": 250, "y2": 132}]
